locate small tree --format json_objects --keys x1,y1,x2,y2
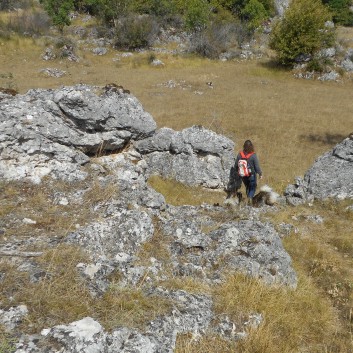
[
  {"x1": 270, "y1": 0, "x2": 335, "y2": 65},
  {"x1": 40, "y1": 0, "x2": 74, "y2": 31},
  {"x1": 181, "y1": 0, "x2": 211, "y2": 31},
  {"x1": 322, "y1": 0, "x2": 353, "y2": 25},
  {"x1": 241, "y1": 0, "x2": 267, "y2": 31},
  {"x1": 97, "y1": 0, "x2": 132, "y2": 26}
]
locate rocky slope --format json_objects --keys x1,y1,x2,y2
[{"x1": 0, "y1": 85, "x2": 350, "y2": 352}]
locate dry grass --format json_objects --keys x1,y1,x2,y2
[
  {"x1": 176, "y1": 333, "x2": 237, "y2": 353},
  {"x1": 148, "y1": 175, "x2": 225, "y2": 206},
  {"x1": 136, "y1": 219, "x2": 171, "y2": 265},
  {"x1": 18, "y1": 245, "x2": 93, "y2": 332},
  {"x1": 266, "y1": 200, "x2": 353, "y2": 352},
  {"x1": 213, "y1": 273, "x2": 339, "y2": 353},
  {"x1": 0, "y1": 177, "x2": 118, "y2": 241},
  {"x1": 175, "y1": 271, "x2": 341, "y2": 353},
  {"x1": 93, "y1": 287, "x2": 171, "y2": 332},
  {"x1": 1, "y1": 244, "x2": 171, "y2": 334},
  {"x1": 160, "y1": 277, "x2": 212, "y2": 295}
]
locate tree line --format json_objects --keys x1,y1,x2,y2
[
  {"x1": 38, "y1": 0, "x2": 353, "y2": 30},
  {"x1": 33, "y1": 0, "x2": 351, "y2": 66}
]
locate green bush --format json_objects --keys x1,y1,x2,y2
[
  {"x1": 241, "y1": 0, "x2": 268, "y2": 31},
  {"x1": 306, "y1": 58, "x2": 325, "y2": 72},
  {"x1": 269, "y1": 0, "x2": 335, "y2": 65},
  {"x1": 39, "y1": 0, "x2": 74, "y2": 31},
  {"x1": 95, "y1": 0, "x2": 132, "y2": 26},
  {"x1": 217, "y1": 0, "x2": 274, "y2": 17},
  {"x1": 132, "y1": 0, "x2": 177, "y2": 17},
  {"x1": 322, "y1": 0, "x2": 353, "y2": 25},
  {"x1": 183, "y1": 0, "x2": 211, "y2": 31}
]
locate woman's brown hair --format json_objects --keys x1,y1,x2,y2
[{"x1": 243, "y1": 140, "x2": 254, "y2": 153}]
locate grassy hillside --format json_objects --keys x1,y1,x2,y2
[
  {"x1": 1, "y1": 33, "x2": 352, "y2": 191},
  {"x1": 0, "y1": 19, "x2": 353, "y2": 352}
]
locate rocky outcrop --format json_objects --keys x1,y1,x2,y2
[
  {"x1": 0, "y1": 84, "x2": 156, "y2": 183},
  {"x1": 0, "y1": 84, "x2": 298, "y2": 353},
  {"x1": 134, "y1": 126, "x2": 235, "y2": 189},
  {"x1": 285, "y1": 135, "x2": 353, "y2": 203},
  {"x1": 161, "y1": 205, "x2": 297, "y2": 287},
  {"x1": 305, "y1": 135, "x2": 353, "y2": 199},
  {"x1": 0, "y1": 85, "x2": 234, "y2": 189}
]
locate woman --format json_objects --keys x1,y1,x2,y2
[{"x1": 235, "y1": 140, "x2": 263, "y2": 205}]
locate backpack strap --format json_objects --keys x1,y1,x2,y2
[{"x1": 240, "y1": 151, "x2": 254, "y2": 159}]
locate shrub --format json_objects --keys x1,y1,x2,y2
[
  {"x1": 95, "y1": 0, "x2": 132, "y2": 26},
  {"x1": 39, "y1": 0, "x2": 74, "y2": 31},
  {"x1": 132, "y1": 0, "x2": 178, "y2": 17},
  {"x1": 189, "y1": 20, "x2": 247, "y2": 58},
  {"x1": 241, "y1": 0, "x2": 268, "y2": 31},
  {"x1": 322, "y1": 0, "x2": 353, "y2": 25},
  {"x1": 183, "y1": 0, "x2": 211, "y2": 31},
  {"x1": 269, "y1": 0, "x2": 335, "y2": 65},
  {"x1": 0, "y1": 0, "x2": 35, "y2": 10},
  {"x1": 114, "y1": 15, "x2": 159, "y2": 50},
  {"x1": 7, "y1": 10, "x2": 51, "y2": 35},
  {"x1": 217, "y1": 0, "x2": 275, "y2": 17},
  {"x1": 306, "y1": 58, "x2": 325, "y2": 72}
]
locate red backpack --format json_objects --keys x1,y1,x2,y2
[{"x1": 238, "y1": 151, "x2": 254, "y2": 177}]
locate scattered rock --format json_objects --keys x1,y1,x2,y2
[
  {"x1": 41, "y1": 47, "x2": 56, "y2": 61},
  {"x1": 0, "y1": 305, "x2": 28, "y2": 331},
  {"x1": 150, "y1": 59, "x2": 164, "y2": 67},
  {"x1": 341, "y1": 58, "x2": 353, "y2": 72},
  {"x1": 318, "y1": 71, "x2": 340, "y2": 82},
  {"x1": 40, "y1": 68, "x2": 66, "y2": 78},
  {"x1": 92, "y1": 47, "x2": 108, "y2": 55},
  {"x1": 60, "y1": 45, "x2": 79, "y2": 62}
]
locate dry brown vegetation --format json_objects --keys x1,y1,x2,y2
[{"x1": 1, "y1": 15, "x2": 353, "y2": 353}]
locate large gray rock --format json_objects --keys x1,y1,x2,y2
[
  {"x1": 135, "y1": 126, "x2": 235, "y2": 189},
  {"x1": 67, "y1": 209, "x2": 155, "y2": 262},
  {"x1": 0, "y1": 84, "x2": 156, "y2": 183},
  {"x1": 161, "y1": 205, "x2": 297, "y2": 287},
  {"x1": 285, "y1": 135, "x2": 353, "y2": 201},
  {"x1": 304, "y1": 136, "x2": 353, "y2": 199}
]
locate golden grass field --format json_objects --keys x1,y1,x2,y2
[{"x1": 1, "y1": 16, "x2": 353, "y2": 352}]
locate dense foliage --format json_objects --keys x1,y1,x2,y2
[
  {"x1": 39, "y1": 0, "x2": 74, "y2": 31},
  {"x1": 322, "y1": 0, "x2": 353, "y2": 25},
  {"x1": 11, "y1": 0, "x2": 352, "y2": 61},
  {"x1": 33, "y1": 0, "x2": 274, "y2": 32},
  {"x1": 269, "y1": 0, "x2": 335, "y2": 65}
]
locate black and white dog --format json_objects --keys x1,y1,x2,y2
[{"x1": 252, "y1": 185, "x2": 279, "y2": 207}]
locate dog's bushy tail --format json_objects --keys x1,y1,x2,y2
[{"x1": 260, "y1": 185, "x2": 279, "y2": 205}]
